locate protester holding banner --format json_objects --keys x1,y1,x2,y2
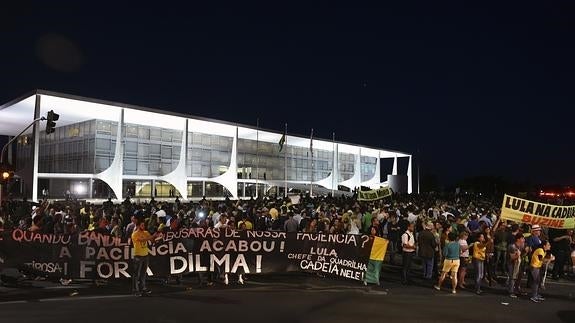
[
  {"x1": 507, "y1": 233, "x2": 526, "y2": 298},
  {"x1": 132, "y1": 219, "x2": 161, "y2": 296},
  {"x1": 3, "y1": 191, "x2": 575, "y2": 299}
]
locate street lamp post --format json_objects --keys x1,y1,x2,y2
[{"x1": 0, "y1": 116, "x2": 46, "y2": 204}]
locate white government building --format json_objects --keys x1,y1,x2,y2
[{"x1": 0, "y1": 90, "x2": 412, "y2": 202}]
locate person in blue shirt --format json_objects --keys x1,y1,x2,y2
[
  {"x1": 526, "y1": 225, "x2": 543, "y2": 251},
  {"x1": 434, "y1": 232, "x2": 461, "y2": 294}
]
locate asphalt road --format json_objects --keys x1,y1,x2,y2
[{"x1": 1, "y1": 270, "x2": 574, "y2": 323}]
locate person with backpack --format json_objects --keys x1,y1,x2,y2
[{"x1": 401, "y1": 222, "x2": 417, "y2": 285}]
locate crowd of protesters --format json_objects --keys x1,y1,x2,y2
[{"x1": 1, "y1": 192, "x2": 574, "y2": 302}]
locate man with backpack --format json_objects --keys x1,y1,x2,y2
[{"x1": 401, "y1": 222, "x2": 417, "y2": 285}]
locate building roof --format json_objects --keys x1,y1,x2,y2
[{"x1": 0, "y1": 89, "x2": 410, "y2": 157}]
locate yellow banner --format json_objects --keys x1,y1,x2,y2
[
  {"x1": 357, "y1": 187, "x2": 393, "y2": 201},
  {"x1": 500, "y1": 194, "x2": 575, "y2": 229}
]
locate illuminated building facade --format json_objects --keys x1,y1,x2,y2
[{"x1": 0, "y1": 91, "x2": 412, "y2": 201}]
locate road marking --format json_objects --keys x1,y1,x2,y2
[
  {"x1": 45, "y1": 285, "x2": 87, "y2": 290},
  {"x1": 39, "y1": 294, "x2": 132, "y2": 302},
  {"x1": 0, "y1": 300, "x2": 27, "y2": 305}
]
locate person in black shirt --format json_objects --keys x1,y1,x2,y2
[
  {"x1": 548, "y1": 228, "x2": 572, "y2": 280},
  {"x1": 368, "y1": 217, "x2": 382, "y2": 237},
  {"x1": 387, "y1": 215, "x2": 401, "y2": 265}
]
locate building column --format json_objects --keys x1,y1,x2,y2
[
  {"x1": 392, "y1": 154, "x2": 398, "y2": 176},
  {"x1": 210, "y1": 126, "x2": 239, "y2": 199},
  {"x1": 93, "y1": 109, "x2": 124, "y2": 201},
  {"x1": 159, "y1": 119, "x2": 188, "y2": 200}
]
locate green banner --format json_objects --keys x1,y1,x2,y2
[{"x1": 357, "y1": 187, "x2": 393, "y2": 201}]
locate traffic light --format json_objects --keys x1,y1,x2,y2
[{"x1": 46, "y1": 110, "x2": 59, "y2": 134}]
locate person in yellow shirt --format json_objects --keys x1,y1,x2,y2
[
  {"x1": 472, "y1": 233, "x2": 487, "y2": 295},
  {"x1": 530, "y1": 240, "x2": 554, "y2": 303},
  {"x1": 131, "y1": 219, "x2": 161, "y2": 296}
]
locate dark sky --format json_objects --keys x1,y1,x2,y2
[{"x1": 1, "y1": 1, "x2": 574, "y2": 186}]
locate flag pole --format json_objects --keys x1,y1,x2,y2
[
  {"x1": 284, "y1": 123, "x2": 288, "y2": 198},
  {"x1": 256, "y1": 118, "x2": 259, "y2": 199},
  {"x1": 310, "y1": 128, "x2": 314, "y2": 198},
  {"x1": 417, "y1": 148, "x2": 421, "y2": 194},
  {"x1": 332, "y1": 131, "x2": 335, "y2": 197}
]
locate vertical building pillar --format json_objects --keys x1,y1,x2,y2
[
  {"x1": 159, "y1": 119, "x2": 188, "y2": 200},
  {"x1": 94, "y1": 109, "x2": 124, "y2": 201},
  {"x1": 210, "y1": 126, "x2": 239, "y2": 199}
]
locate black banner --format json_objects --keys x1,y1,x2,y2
[{"x1": 0, "y1": 229, "x2": 371, "y2": 282}]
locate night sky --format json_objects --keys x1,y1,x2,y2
[{"x1": 1, "y1": 1, "x2": 574, "y2": 186}]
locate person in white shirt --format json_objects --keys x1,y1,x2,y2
[
  {"x1": 293, "y1": 210, "x2": 302, "y2": 225},
  {"x1": 214, "y1": 214, "x2": 228, "y2": 229},
  {"x1": 348, "y1": 215, "x2": 360, "y2": 235},
  {"x1": 458, "y1": 231, "x2": 470, "y2": 289},
  {"x1": 212, "y1": 211, "x2": 221, "y2": 225},
  {"x1": 407, "y1": 211, "x2": 418, "y2": 224},
  {"x1": 401, "y1": 222, "x2": 416, "y2": 284},
  {"x1": 155, "y1": 206, "x2": 166, "y2": 220}
]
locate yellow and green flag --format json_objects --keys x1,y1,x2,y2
[{"x1": 364, "y1": 237, "x2": 389, "y2": 284}]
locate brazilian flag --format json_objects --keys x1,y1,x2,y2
[
  {"x1": 364, "y1": 237, "x2": 388, "y2": 285},
  {"x1": 278, "y1": 133, "x2": 286, "y2": 152}
]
